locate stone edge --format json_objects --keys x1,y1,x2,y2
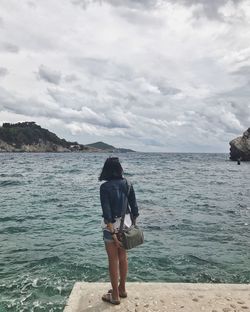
[{"x1": 63, "y1": 282, "x2": 250, "y2": 312}]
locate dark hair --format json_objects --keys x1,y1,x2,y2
[{"x1": 99, "y1": 157, "x2": 123, "y2": 181}]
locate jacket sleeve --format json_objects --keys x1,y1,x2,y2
[
  {"x1": 100, "y1": 183, "x2": 115, "y2": 224},
  {"x1": 128, "y1": 183, "x2": 139, "y2": 218}
]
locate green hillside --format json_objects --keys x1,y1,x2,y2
[
  {"x1": 86, "y1": 141, "x2": 115, "y2": 150},
  {"x1": 86, "y1": 141, "x2": 135, "y2": 153},
  {"x1": 0, "y1": 122, "x2": 77, "y2": 148},
  {"x1": 0, "y1": 122, "x2": 135, "y2": 153}
]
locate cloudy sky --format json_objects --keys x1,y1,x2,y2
[{"x1": 0, "y1": 0, "x2": 250, "y2": 152}]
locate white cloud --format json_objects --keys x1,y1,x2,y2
[{"x1": 0, "y1": 0, "x2": 250, "y2": 152}]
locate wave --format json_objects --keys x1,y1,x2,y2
[
  {"x1": 0, "y1": 215, "x2": 42, "y2": 223},
  {"x1": 0, "y1": 226, "x2": 28, "y2": 234},
  {"x1": 0, "y1": 216, "x2": 17, "y2": 222},
  {"x1": 0, "y1": 180, "x2": 22, "y2": 186},
  {"x1": 29, "y1": 256, "x2": 61, "y2": 267},
  {"x1": 0, "y1": 173, "x2": 23, "y2": 177},
  {"x1": 8, "y1": 248, "x2": 29, "y2": 254},
  {"x1": 145, "y1": 225, "x2": 162, "y2": 230},
  {"x1": 59, "y1": 168, "x2": 82, "y2": 174},
  {"x1": 186, "y1": 254, "x2": 215, "y2": 265},
  {"x1": 40, "y1": 197, "x2": 60, "y2": 203}
]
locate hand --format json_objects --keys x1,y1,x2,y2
[{"x1": 113, "y1": 234, "x2": 123, "y2": 248}]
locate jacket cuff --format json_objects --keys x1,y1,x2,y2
[{"x1": 103, "y1": 217, "x2": 115, "y2": 224}]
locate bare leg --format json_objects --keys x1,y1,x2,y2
[
  {"x1": 105, "y1": 242, "x2": 119, "y2": 301},
  {"x1": 118, "y1": 247, "x2": 128, "y2": 293}
]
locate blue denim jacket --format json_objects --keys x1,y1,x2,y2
[{"x1": 100, "y1": 178, "x2": 139, "y2": 224}]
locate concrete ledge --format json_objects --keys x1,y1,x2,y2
[{"x1": 64, "y1": 282, "x2": 250, "y2": 312}]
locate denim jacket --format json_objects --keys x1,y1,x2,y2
[{"x1": 100, "y1": 178, "x2": 139, "y2": 224}]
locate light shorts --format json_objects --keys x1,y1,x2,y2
[{"x1": 101, "y1": 213, "x2": 132, "y2": 244}]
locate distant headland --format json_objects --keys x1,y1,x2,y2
[{"x1": 0, "y1": 122, "x2": 135, "y2": 153}]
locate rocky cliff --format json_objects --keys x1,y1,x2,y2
[{"x1": 229, "y1": 128, "x2": 250, "y2": 161}]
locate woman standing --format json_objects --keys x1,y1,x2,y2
[{"x1": 99, "y1": 157, "x2": 139, "y2": 305}]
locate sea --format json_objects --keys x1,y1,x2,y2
[{"x1": 0, "y1": 152, "x2": 249, "y2": 311}]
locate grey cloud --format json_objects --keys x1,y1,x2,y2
[
  {"x1": 231, "y1": 65, "x2": 250, "y2": 78},
  {"x1": 169, "y1": 0, "x2": 244, "y2": 20},
  {"x1": 0, "y1": 86, "x2": 130, "y2": 130},
  {"x1": 0, "y1": 17, "x2": 3, "y2": 27},
  {"x1": 1, "y1": 0, "x2": 249, "y2": 152},
  {"x1": 72, "y1": 57, "x2": 135, "y2": 81},
  {"x1": 75, "y1": 85, "x2": 98, "y2": 96},
  {"x1": 153, "y1": 81, "x2": 181, "y2": 96},
  {"x1": 37, "y1": 65, "x2": 61, "y2": 85},
  {"x1": 71, "y1": 0, "x2": 243, "y2": 20},
  {"x1": 27, "y1": 1, "x2": 37, "y2": 8},
  {"x1": 105, "y1": 0, "x2": 158, "y2": 10},
  {"x1": 212, "y1": 90, "x2": 250, "y2": 130},
  {"x1": 230, "y1": 101, "x2": 250, "y2": 128},
  {"x1": 0, "y1": 86, "x2": 54, "y2": 117},
  {"x1": 64, "y1": 74, "x2": 78, "y2": 83},
  {"x1": 47, "y1": 87, "x2": 89, "y2": 111},
  {"x1": 213, "y1": 79, "x2": 250, "y2": 129},
  {"x1": 46, "y1": 87, "x2": 131, "y2": 128},
  {"x1": 69, "y1": 0, "x2": 247, "y2": 27},
  {"x1": 71, "y1": 0, "x2": 102, "y2": 9},
  {"x1": 181, "y1": 100, "x2": 246, "y2": 136},
  {"x1": 220, "y1": 82, "x2": 250, "y2": 99},
  {"x1": 71, "y1": 57, "x2": 108, "y2": 76},
  {"x1": 0, "y1": 67, "x2": 8, "y2": 77},
  {"x1": 117, "y1": 8, "x2": 164, "y2": 26},
  {"x1": 141, "y1": 138, "x2": 164, "y2": 147},
  {"x1": 175, "y1": 0, "x2": 240, "y2": 8},
  {"x1": 0, "y1": 42, "x2": 19, "y2": 53},
  {"x1": 71, "y1": 0, "x2": 160, "y2": 10}
]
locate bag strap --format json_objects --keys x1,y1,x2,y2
[{"x1": 119, "y1": 179, "x2": 133, "y2": 232}]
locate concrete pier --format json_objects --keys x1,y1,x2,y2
[{"x1": 64, "y1": 282, "x2": 250, "y2": 312}]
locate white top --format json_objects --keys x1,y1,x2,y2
[{"x1": 101, "y1": 213, "x2": 132, "y2": 232}]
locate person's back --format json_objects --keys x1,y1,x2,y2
[
  {"x1": 100, "y1": 177, "x2": 138, "y2": 224},
  {"x1": 99, "y1": 157, "x2": 139, "y2": 305}
]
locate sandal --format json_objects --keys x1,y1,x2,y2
[
  {"x1": 102, "y1": 293, "x2": 121, "y2": 305},
  {"x1": 108, "y1": 288, "x2": 127, "y2": 298}
]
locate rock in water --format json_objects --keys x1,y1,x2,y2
[{"x1": 230, "y1": 128, "x2": 250, "y2": 161}]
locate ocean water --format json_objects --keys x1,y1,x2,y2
[{"x1": 0, "y1": 152, "x2": 249, "y2": 311}]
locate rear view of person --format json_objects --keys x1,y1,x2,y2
[{"x1": 99, "y1": 157, "x2": 139, "y2": 305}]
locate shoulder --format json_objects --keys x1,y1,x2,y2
[
  {"x1": 100, "y1": 181, "x2": 109, "y2": 191},
  {"x1": 123, "y1": 177, "x2": 132, "y2": 187},
  {"x1": 100, "y1": 180, "x2": 118, "y2": 190},
  {"x1": 122, "y1": 178, "x2": 134, "y2": 193}
]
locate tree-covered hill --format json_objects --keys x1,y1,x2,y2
[
  {"x1": 0, "y1": 122, "x2": 136, "y2": 153},
  {"x1": 0, "y1": 122, "x2": 88, "y2": 152},
  {"x1": 86, "y1": 141, "x2": 115, "y2": 150},
  {"x1": 86, "y1": 141, "x2": 135, "y2": 153}
]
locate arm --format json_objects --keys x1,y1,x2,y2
[
  {"x1": 100, "y1": 184, "x2": 121, "y2": 247},
  {"x1": 128, "y1": 183, "x2": 139, "y2": 220},
  {"x1": 100, "y1": 184, "x2": 115, "y2": 224}
]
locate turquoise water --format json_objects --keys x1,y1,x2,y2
[{"x1": 0, "y1": 152, "x2": 249, "y2": 311}]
